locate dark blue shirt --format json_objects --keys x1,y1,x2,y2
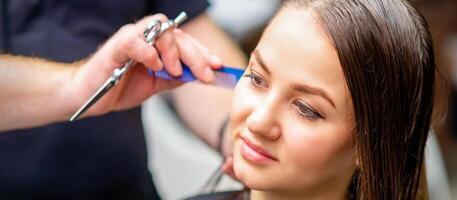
[{"x1": 0, "y1": 0, "x2": 208, "y2": 199}]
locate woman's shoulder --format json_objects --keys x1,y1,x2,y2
[{"x1": 185, "y1": 190, "x2": 249, "y2": 200}]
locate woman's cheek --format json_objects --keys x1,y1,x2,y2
[
  {"x1": 283, "y1": 125, "x2": 333, "y2": 170},
  {"x1": 230, "y1": 81, "x2": 260, "y2": 124}
]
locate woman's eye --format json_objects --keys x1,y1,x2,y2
[
  {"x1": 293, "y1": 100, "x2": 322, "y2": 120},
  {"x1": 244, "y1": 73, "x2": 268, "y2": 88}
]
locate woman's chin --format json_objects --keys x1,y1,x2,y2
[
  {"x1": 233, "y1": 151, "x2": 276, "y2": 191},
  {"x1": 235, "y1": 170, "x2": 269, "y2": 191}
]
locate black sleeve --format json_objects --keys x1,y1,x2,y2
[{"x1": 146, "y1": 0, "x2": 210, "y2": 23}]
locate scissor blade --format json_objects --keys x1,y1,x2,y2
[{"x1": 69, "y1": 78, "x2": 117, "y2": 121}]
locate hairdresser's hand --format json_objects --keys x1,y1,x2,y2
[
  {"x1": 68, "y1": 14, "x2": 222, "y2": 119},
  {"x1": 221, "y1": 131, "x2": 238, "y2": 180},
  {"x1": 222, "y1": 156, "x2": 237, "y2": 180}
]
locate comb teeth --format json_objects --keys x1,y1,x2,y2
[
  {"x1": 213, "y1": 71, "x2": 238, "y2": 88},
  {"x1": 151, "y1": 64, "x2": 245, "y2": 89}
]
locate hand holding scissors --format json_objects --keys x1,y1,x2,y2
[{"x1": 68, "y1": 12, "x2": 222, "y2": 121}]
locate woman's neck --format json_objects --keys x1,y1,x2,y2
[
  {"x1": 248, "y1": 174, "x2": 352, "y2": 200},
  {"x1": 247, "y1": 165, "x2": 355, "y2": 200},
  {"x1": 250, "y1": 188, "x2": 348, "y2": 200}
]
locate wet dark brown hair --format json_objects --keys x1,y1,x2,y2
[{"x1": 283, "y1": 0, "x2": 435, "y2": 199}]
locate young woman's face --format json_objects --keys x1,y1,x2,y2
[{"x1": 230, "y1": 8, "x2": 356, "y2": 196}]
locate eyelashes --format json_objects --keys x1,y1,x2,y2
[
  {"x1": 244, "y1": 73, "x2": 268, "y2": 88},
  {"x1": 292, "y1": 100, "x2": 323, "y2": 120},
  {"x1": 243, "y1": 70, "x2": 323, "y2": 120}
]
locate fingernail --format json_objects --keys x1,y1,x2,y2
[
  {"x1": 155, "y1": 60, "x2": 163, "y2": 71},
  {"x1": 204, "y1": 67, "x2": 214, "y2": 82},
  {"x1": 211, "y1": 55, "x2": 222, "y2": 65}
]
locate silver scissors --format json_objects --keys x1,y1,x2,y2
[{"x1": 70, "y1": 12, "x2": 187, "y2": 121}]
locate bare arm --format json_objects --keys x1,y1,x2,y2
[
  {"x1": 0, "y1": 14, "x2": 222, "y2": 132},
  {"x1": 0, "y1": 55, "x2": 78, "y2": 131},
  {"x1": 170, "y1": 13, "x2": 247, "y2": 152}
]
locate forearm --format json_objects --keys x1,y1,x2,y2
[
  {"x1": 0, "y1": 54, "x2": 78, "y2": 131},
  {"x1": 0, "y1": 14, "x2": 225, "y2": 132},
  {"x1": 171, "y1": 13, "x2": 247, "y2": 149}
]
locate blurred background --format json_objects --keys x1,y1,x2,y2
[
  {"x1": 414, "y1": 1, "x2": 457, "y2": 200},
  {"x1": 141, "y1": 0, "x2": 457, "y2": 199}
]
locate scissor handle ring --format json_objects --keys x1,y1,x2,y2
[{"x1": 144, "y1": 20, "x2": 162, "y2": 44}]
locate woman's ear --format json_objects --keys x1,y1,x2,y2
[
  {"x1": 354, "y1": 155, "x2": 360, "y2": 167},
  {"x1": 349, "y1": 125, "x2": 359, "y2": 168},
  {"x1": 351, "y1": 132, "x2": 360, "y2": 168},
  {"x1": 353, "y1": 139, "x2": 360, "y2": 168}
]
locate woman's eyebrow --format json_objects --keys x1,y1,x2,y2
[
  {"x1": 252, "y1": 50, "x2": 271, "y2": 74},
  {"x1": 252, "y1": 49, "x2": 336, "y2": 109},
  {"x1": 291, "y1": 83, "x2": 336, "y2": 109}
]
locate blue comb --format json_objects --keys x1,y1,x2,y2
[{"x1": 149, "y1": 64, "x2": 245, "y2": 89}]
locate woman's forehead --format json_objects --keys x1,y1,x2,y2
[
  {"x1": 259, "y1": 11, "x2": 338, "y2": 74},
  {"x1": 255, "y1": 8, "x2": 351, "y2": 112}
]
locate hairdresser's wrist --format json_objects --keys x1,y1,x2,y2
[
  {"x1": 64, "y1": 58, "x2": 113, "y2": 121},
  {"x1": 58, "y1": 62, "x2": 93, "y2": 121}
]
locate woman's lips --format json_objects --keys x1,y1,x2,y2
[{"x1": 240, "y1": 136, "x2": 278, "y2": 164}]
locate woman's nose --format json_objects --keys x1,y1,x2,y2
[{"x1": 246, "y1": 100, "x2": 281, "y2": 141}]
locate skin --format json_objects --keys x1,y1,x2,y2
[
  {"x1": 0, "y1": 11, "x2": 246, "y2": 182},
  {"x1": 171, "y1": 13, "x2": 247, "y2": 152},
  {"x1": 230, "y1": 8, "x2": 357, "y2": 200},
  {"x1": 0, "y1": 14, "x2": 225, "y2": 131}
]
